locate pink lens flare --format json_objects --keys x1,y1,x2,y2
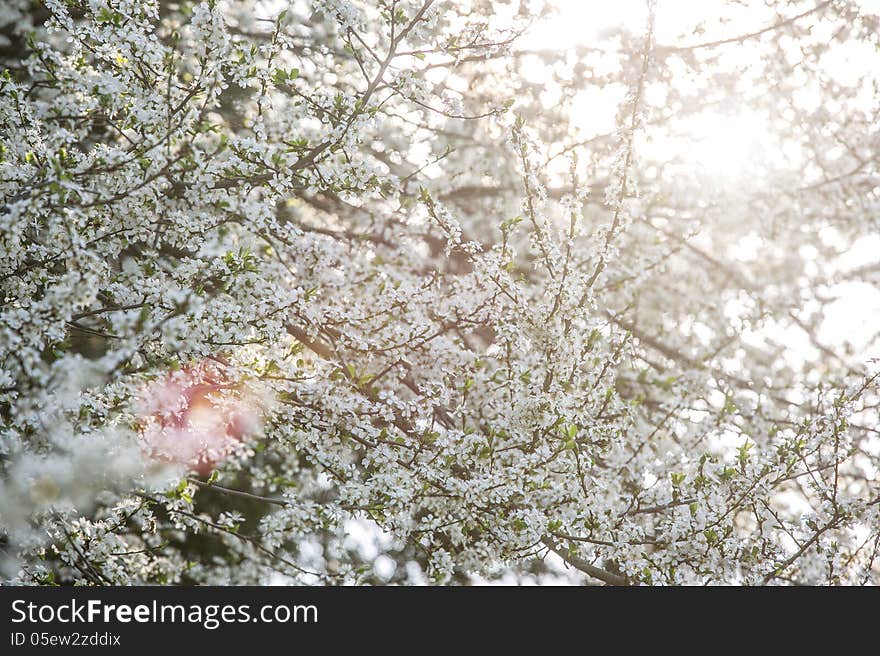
[{"x1": 137, "y1": 361, "x2": 260, "y2": 476}]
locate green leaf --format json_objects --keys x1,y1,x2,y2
[
  {"x1": 720, "y1": 466, "x2": 737, "y2": 480},
  {"x1": 737, "y1": 440, "x2": 753, "y2": 468},
  {"x1": 96, "y1": 8, "x2": 115, "y2": 24}
]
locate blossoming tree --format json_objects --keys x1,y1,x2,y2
[{"x1": 1, "y1": 0, "x2": 879, "y2": 585}]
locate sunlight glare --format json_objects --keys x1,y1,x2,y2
[{"x1": 672, "y1": 110, "x2": 772, "y2": 178}]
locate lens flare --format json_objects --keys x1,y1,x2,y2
[{"x1": 137, "y1": 361, "x2": 260, "y2": 476}]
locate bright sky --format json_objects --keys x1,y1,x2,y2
[
  {"x1": 527, "y1": 0, "x2": 880, "y2": 49},
  {"x1": 521, "y1": 1, "x2": 880, "y2": 368},
  {"x1": 525, "y1": 0, "x2": 880, "y2": 170}
]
